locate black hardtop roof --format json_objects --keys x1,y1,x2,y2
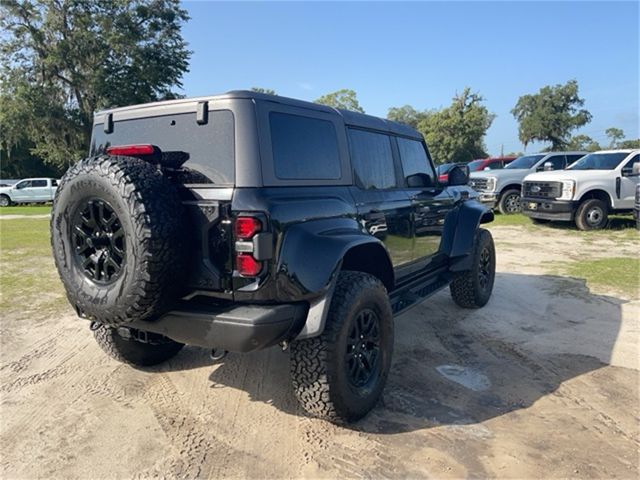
[{"x1": 96, "y1": 90, "x2": 422, "y2": 140}]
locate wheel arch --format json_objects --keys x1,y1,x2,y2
[
  {"x1": 577, "y1": 189, "x2": 613, "y2": 208},
  {"x1": 499, "y1": 183, "x2": 522, "y2": 196},
  {"x1": 441, "y1": 200, "x2": 492, "y2": 272},
  {"x1": 341, "y1": 242, "x2": 394, "y2": 292}
]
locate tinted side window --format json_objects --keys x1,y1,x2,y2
[
  {"x1": 622, "y1": 154, "x2": 639, "y2": 171},
  {"x1": 348, "y1": 129, "x2": 396, "y2": 189},
  {"x1": 31, "y1": 180, "x2": 47, "y2": 187},
  {"x1": 397, "y1": 137, "x2": 435, "y2": 184},
  {"x1": 52, "y1": 179, "x2": 58, "y2": 186},
  {"x1": 270, "y1": 112, "x2": 341, "y2": 180},
  {"x1": 91, "y1": 110, "x2": 235, "y2": 185},
  {"x1": 487, "y1": 161, "x2": 503, "y2": 170},
  {"x1": 545, "y1": 155, "x2": 566, "y2": 170},
  {"x1": 16, "y1": 181, "x2": 31, "y2": 189}
]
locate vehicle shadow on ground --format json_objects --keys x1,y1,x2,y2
[
  {"x1": 536, "y1": 215, "x2": 636, "y2": 231},
  {"x1": 185, "y1": 272, "x2": 627, "y2": 432}
]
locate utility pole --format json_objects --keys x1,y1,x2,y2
[{"x1": 500, "y1": 144, "x2": 504, "y2": 157}]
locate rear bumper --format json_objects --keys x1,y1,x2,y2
[
  {"x1": 521, "y1": 197, "x2": 576, "y2": 221},
  {"x1": 128, "y1": 301, "x2": 309, "y2": 353}
]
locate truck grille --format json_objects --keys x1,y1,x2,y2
[
  {"x1": 523, "y1": 181, "x2": 561, "y2": 199},
  {"x1": 469, "y1": 178, "x2": 488, "y2": 191}
]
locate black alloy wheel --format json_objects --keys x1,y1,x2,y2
[
  {"x1": 72, "y1": 199, "x2": 126, "y2": 284},
  {"x1": 346, "y1": 308, "x2": 381, "y2": 388}
]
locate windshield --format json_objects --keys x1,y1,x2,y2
[
  {"x1": 505, "y1": 154, "x2": 545, "y2": 170},
  {"x1": 568, "y1": 152, "x2": 629, "y2": 170},
  {"x1": 467, "y1": 160, "x2": 485, "y2": 172}
]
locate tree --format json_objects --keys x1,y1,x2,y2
[
  {"x1": 605, "y1": 127, "x2": 625, "y2": 148},
  {"x1": 511, "y1": 80, "x2": 591, "y2": 150},
  {"x1": 314, "y1": 89, "x2": 364, "y2": 113},
  {"x1": 417, "y1": 88, "x2": 495, "y2": 164},
  {"x1": 566, "y1": 134, "x2": 601, "y2": 152},
  {"x1": 386, "y1": 105, "x2": 426, "y2": 129},
  {"x1": 0, "y1": 0, "x2": 191, "y2": 169},
  {"x1": 251, "y1": 87, "x2": 276, "y2": 95},
  {"x1": 619, "y1": 139, "x2": 640, "y2": 149}
]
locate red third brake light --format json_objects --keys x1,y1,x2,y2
[
  {"x1": 236, "y1": 253, "x2": 261, "y2": 277},
  {"x1": 235, "y1": 217, "x2": 261, "y2": 239},
  {"x1": 106, "y1": 144, "x2": 156, "y2": 156}
]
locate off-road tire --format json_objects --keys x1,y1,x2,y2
[
  {"x1": 498, "y1": 189, "x2": 521, "y2": 215},
  {"x1": 51, "y1": 155, "x2": 187, "y2": 326},
  {"x1": 290, "y1": 271, "x2": 394, "y2": 423},
  {"x1": 450, "y1": 228, "x2": 495, "y2": 308},
  {"x1": 93, "y1": 325, "x2": 183, "y2": 366},
  {"x1": 575, "y1": 198, "x2": 608, "y2": 231},
  {"x1": 0, "y1": 194, "x2": 11, "y2": 207}
]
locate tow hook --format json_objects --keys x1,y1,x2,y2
[
  {"x1": 89, "y1": 321, "x2": 102, "y2": 331},
  {"x1": 210, "y1": 349, "x2": 228, "y2": 361}
]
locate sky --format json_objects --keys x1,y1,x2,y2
[{"x1": 180, "y1": 1, "x2": 639, "y2": 156}]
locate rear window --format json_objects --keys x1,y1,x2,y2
[
  {"x1": 269, "y1": 112, "x2": 341, "y2": 180},
  {"x1": 90, "y1": 110, "x2": 235, "y2": 185}
]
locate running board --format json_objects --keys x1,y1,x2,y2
[{"x1": 390, "y1": 270, "x2": 450, "y2": 316}]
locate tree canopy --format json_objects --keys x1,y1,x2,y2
[
  {"x1": 511, "y1": 80, "x2": 591, "y2": 150},
  {"x1": 415, "y1": 88, "x2": 495, "y2": 164},
  {"x1": 0, "y1": 0, "x2": 191, "y2": 170},
  {"x1": 386, "y1": 105, "x2": 426, "y2": 129},
  {"x1": 314, "y1": 89, "x2": 365, "y2": 113}
]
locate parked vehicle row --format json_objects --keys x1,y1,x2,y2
[
  {"x1": 468, "y1": 151, "x2": 588, "y2": 215},
  {"x1": 0, "y1": 178, "x2": 59, "y2": 206},
  {"x1": 522, "y1": 150, "x2": 640, "y2": 230}
]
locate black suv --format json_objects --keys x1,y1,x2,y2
[{"x1": 51, "y1": 91, "x2": 495, "y2": 423}]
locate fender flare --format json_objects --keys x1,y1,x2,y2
[
  {"x1": 278, "y1": 217, "x2": 393, "y2": 339},
  {"x1": 440, "y1": 199, "x2": 493, "y2": 272}
]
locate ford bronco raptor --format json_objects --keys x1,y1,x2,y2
[{"x1": 51, "y1": 91, "x2": 495, "y2": 423}]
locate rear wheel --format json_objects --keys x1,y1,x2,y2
[
  {"x1": 93, "y1": 325, "x2": 183, "y2": 366},
  {"x1": 0, "y1": 195, "x2": 11, "y2": 207},
  {"x1": 498, "y1": 189, "x2": 521, "y2": 214},
  {"x1": 290, "y1": 271, "x2": 394, "y2": 423},
  {"x1": 450, "y1": 228, "x2": 495, "y2": 308},
  {"x1": 575, "y1": 198, "x2": 608, "y2": 230}
]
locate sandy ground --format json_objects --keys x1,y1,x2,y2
[{"x1": 1, "y1": 225, "x2": 639, "y2": 479}]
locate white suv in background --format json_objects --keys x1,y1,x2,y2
[
  {"x1": 468, "y1": 151, "x2": 587, "y2": 214},
  {"x1": 521, "y1": 150, "x2": 640, "y2": 230}
]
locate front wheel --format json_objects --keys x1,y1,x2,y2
[
  {"x1": 290, "y1": 271, "x2": 394, "y2": 423},
  {"x1": 575, "y1": 199, "x2": 608, "y2": 230},
  {"x1": 498, "y1": 189, "x2": 521, "y2": 214},
  {"x1": 450, "y1": 228, "x2": 496, "y2": 308},
  {"x1": 0, "y1": 195, "x2": 12, "y2": 207}
]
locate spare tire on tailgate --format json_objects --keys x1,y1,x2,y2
[{"x1": 51, "y1": 155, "x2": 187, "y2": 326}]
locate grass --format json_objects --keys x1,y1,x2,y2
[
  {"x1": 557, "y1": 257, "x2": 640, "y2": 298},
  {"x1": 488, "y1": 213, "x2": 532, "y2": 227},
  {"x1": 0, "y1": 205, "x2": 52, "y2": 216},
  {"x1": 0, "y1": 216, "x2": 68, "y2": 316}
]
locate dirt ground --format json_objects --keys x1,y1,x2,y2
[{"x1": 1, "y1": 222, "x2": 638, "y2": 479}]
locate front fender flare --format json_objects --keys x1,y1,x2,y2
[{"x1": 441, "y1": 200, "x2": 493, "y2": 271}]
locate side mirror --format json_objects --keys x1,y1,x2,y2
[
  {"x1": 446, "y1": 165, "x2": 470, "y2": 186},
  {"x1": 543, "y1": 161, "x2": 554, "y2": 171},
  {"x1": 406, "y1": 173, "x2": 433, "y2": 188},
  {"x1": 628, "y1": 162, "x2": 640, "y2": 177}
]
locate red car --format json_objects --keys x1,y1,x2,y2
[{"x1": 467, "y1": 156, "x2": 517, "y2": 172}]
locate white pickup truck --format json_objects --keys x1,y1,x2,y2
[
  {"x1": 0, "y1": 178, "x2": 59, "y2": 207},
  {"x1": 521, "y1": 149, "x2": 640, "y2": 230}
]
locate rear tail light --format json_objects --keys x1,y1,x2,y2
[
  {"x1": 106, "y1": 144, "x2": 158, "y2": 157},
  {"x1": 236, "y1": 253, "x2": 262, "y2": 277},
  {"x1": 235, "y1": 217, "x2": 261, "y2": 239},
  {"x1": 234, "y1": 216, "x2": 264, "y2": 277}
]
